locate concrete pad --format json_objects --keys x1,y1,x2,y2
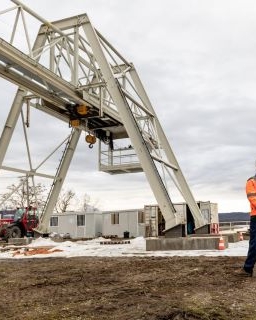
[
  {"x1": 219, "y1": 232, "x2": 246, "y2": 242},
  {"x1": 146, "y1": 236, "x2": 228, "y2": 251},
  {"x1": 243, "y1": 233, "x2": 250, "y2": 240},
  {"x1": 189, "y1": 233, "x2": 240, "y2": 243},
  {"x1": 224, "y1": 233, "x2": 239, "y2": 243},
  {"x1": 8, "y1": 238, "x2": 33, "y2": 245}
]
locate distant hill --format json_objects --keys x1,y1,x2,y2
[{"x1": 218, "y1": 212, "x2": 250, "y2": 222}]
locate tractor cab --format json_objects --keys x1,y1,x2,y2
[{"x1": 1, "y1": 207, "x2": 39, "y2": 241}]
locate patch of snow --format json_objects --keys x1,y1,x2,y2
[
  {"x1": 27, "y1": 237, "x2": 56, "y2": 247},
  {"x1": 0, "y1": 237, "x2": 249, "y2": 259}
]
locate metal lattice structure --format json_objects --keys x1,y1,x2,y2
[{"x1": 0, "y1": 0, "x2": 207, "y2": 233}]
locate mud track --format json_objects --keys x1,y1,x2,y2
[{"x1": 0, "y1": 256, "x2": 255, "y2": 320}]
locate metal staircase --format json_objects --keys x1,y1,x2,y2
[{"x1": 0, "y1": 0, "x2": 207, "y2": 233}]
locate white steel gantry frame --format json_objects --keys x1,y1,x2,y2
[{"x1": 0, "y1": 0, "x2": 206, "y2": 233}]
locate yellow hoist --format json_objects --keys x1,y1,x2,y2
[
  {"x1": 85, "y1": 133, "x2": 96, "y2": 148},
  {"x1": 68, "y1": 104, "x2": 96, "y2": 148},
  {"x1": 69, "y1": 104, "x2": 89, "y2": 128}
]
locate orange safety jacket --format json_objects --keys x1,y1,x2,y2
[{"x1": 246, "y1": 176, "x2": 256, "y2": 216}]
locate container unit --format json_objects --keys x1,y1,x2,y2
[
  {"x1": 144, "y1": 203, "x2": 186, "y2": 238},
  {"x1": 205, "y1": 202, "x2": 219, "y2": 234},
  {"x1": 102, "y1": 209, "x2": 145, "y2": 238},
  {"x1": 144, "y1": 205, "x2": 166, "y2": 237},
  {"x1": 144, "y1": 201, "x2": 219, "y2": 237},
  {"x1": 49, "y1": 211, "x2": 102, "y2": 238}
]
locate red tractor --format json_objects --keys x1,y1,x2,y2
[{"x1": 0, "y1": 207, "x2": 39, "y2": 241}]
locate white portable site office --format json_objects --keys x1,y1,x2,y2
[
  {"x1": 48, "y1": 202, "x2": 218, "y2": 239},
  {"x1": 49, "y1": 211, "x2": 102, "y2": 238},
  {"x1": 102, "y1": 209, "x2": 145, "y2": 238}
]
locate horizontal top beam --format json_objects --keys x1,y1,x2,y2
[{"x1": 0, "y1": 37, "x2": 127, "y2": 139}]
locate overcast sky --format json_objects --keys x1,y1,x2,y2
[{"x1": 1, "y1": 0, "x2": 256, "y2": 213}]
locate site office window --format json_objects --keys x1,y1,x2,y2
[
  {"x1": 77, "y1": 214, "x2": 85, "y2": 226},
  {"x1": 50, "y1": 216, "x2": 58, "y2": 227},
  {"x1": 138, "y1": 210, "x2": 145, "y2": 223},
  {"x1": 111, "y1": 212, "x2": 119, "y2": 224}
]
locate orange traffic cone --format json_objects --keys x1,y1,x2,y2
[
  {"x1": 239, "y1": 232, "x2": 244, "y2": 241},
  {"x1": 218, "y1": 236, "x2": 225, "y2": 250}
]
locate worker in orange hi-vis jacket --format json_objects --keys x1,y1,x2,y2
[{"x1": 236, "y1": 176, "x2": 256, "y2": 277}]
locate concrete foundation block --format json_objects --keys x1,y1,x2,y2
[
  {"x1": 224, "y1": 233, "x2": 239, "y2": 243},
  {"x1": 146, "y1": 236, "x2": 228, "y2": 251},
  {"x1": 8, "y1": 238, "x2": 33, "y2": 245},
  {"x1": 164, "y1": 224, "x2": 185, "y2": 238},
  {"x1": 243, "y1": 233, "x2": 250, "y2": 240},
  {"x1": 195, "y1": 224, "x2": 210, "y2": 235},
  {"x1": 192, "y1": 233, "x2": 239, "y2": 243}
]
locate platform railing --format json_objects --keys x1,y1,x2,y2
[{"x1": 219, "y1": 221, "x2": 250, "y2": 231}]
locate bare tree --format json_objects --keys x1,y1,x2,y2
[
  {"x1": 79, "y1": 193, "x2": 90, "y2": 212},
  {"x1": 54, "y1": 189, "x2": 76, "y2": 213},
  {"x1": 0, "y1": 178, "x2": 47, "y2": 209},
  {"x1": 78, "y1": 193, "x2": 100, "y2": 212}
]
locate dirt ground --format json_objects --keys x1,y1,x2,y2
[{"x1": 0, "y1": 256, "x2": 256, "y2": 320}]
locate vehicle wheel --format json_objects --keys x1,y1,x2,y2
[{"x1": 6, "y1": 226, "x2": 22, "y2": 239}]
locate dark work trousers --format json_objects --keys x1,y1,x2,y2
[{"x1": 244, "y1": 216, "x2": 256, "y2": 272}]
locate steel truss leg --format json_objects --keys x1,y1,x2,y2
[
  {"x1": 83, "y1": 21, "x2": 180, "y2": 230},
  {"x1": 129, "y1": 69, "x2": 204, "y2": 229},
  {"x1": 36, "y1": 128, "x2": 82, "y2": 234},
  {"x1": 0, "y1": 88, "x2": 26, "y2": 168}
]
